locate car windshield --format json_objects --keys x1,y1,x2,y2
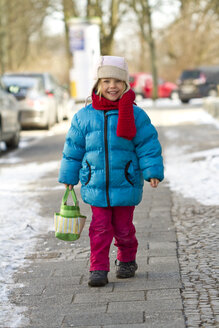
[
  {"x1": 23, "y1": 74, "x2": 45, "y2": 87},
  {"x1": 2, "y1": 76, "x2": 38, "y2": 88},
  {"x1": 180, "y1": 70, "x2": 200, "y2": 80},
  {"x1": 2, "y1": 76, "x2": 39, "y2": 95},
  {"x1": 2, "y1": 76, "x2": 40, "y2": 99}
]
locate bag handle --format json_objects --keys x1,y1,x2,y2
[{"x1": 62, "y1": 186, "x2": 79, "y2": 206}]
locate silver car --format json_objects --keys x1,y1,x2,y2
[
  {"x1": 8, "y1": 72, "x2": 71, "y2": 122},
  {"x1": 21, "y1": 72, "x2": 72, "y2": 122},
  {"x1": 2, "y1": 75, "x2": 57, "y2": 129},
  {"x1": 0, "y1": 84, "x2": 20, "y2": 149}
]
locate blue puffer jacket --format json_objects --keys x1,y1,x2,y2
[{"x1": 59, "y1": 104, "x2": 164, "y2": 207}]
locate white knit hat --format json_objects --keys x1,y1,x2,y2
[{"x1": 92, "y1": 56, "x2": 130, "y2": 93}]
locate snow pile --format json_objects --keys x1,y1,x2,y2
[
  {"x1": 162, "y1": 108, "x2": 219, "y2": 206},
  {"x1": 140, "y1": 100, "x2": 219, "y2": 206},
  {"x1": 0, "y1": 161, "x2": 59, "y2": 326},
  {"x1": 165, "y1": 145, "x2": 219, "y2": 206}
]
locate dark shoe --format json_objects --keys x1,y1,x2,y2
[
  {"x1": 115, "y1": 260, "x2": 138, "y2": 278},
  {"x1": 88, "y1": 270, "x2": 108, "y2": 287}
]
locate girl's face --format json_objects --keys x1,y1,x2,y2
[{"x1": 99, "y1": 78, "x2": 126, "y2": 101}]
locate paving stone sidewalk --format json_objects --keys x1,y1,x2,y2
[
  {"x1": 9, "y1": 180, "x2": 185, "y2": 328},
  {"x1": 160, "y1": 123, "x2": 219, "y2": 328}
]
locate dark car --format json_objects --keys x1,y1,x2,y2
[
  {"x1": 0, "y1": 83, "x2": 20, "y2": 149},
  {"x1": 2, "y1": 74, "x2": 57, "y2": 129},
  {"x1": 178, "y1": 66, "x2": 219, "y2": 103}
]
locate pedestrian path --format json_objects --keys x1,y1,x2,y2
[{"x1": 10, "y1": 182, "x2": 185, "y2": 328}]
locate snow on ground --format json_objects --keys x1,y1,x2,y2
[
  {"x1": 164, "y1": 143, "x2": 219, "y2": 206},
  {"x1": 136, "y1": 97, "x2": 203, "y2": 109},
  {"x1": 0, "y1": 99, "x2": 219, "y2": 325},
  {"x1": 162, "y1": 109, "x2": 219, "y2": 206},
  {"x1": 142, "y1": 105, "x2": 219, "y2": 129},
  {"x1": 0, "y1": 161, "x2": 59, "y2": 326},
  {"x1": 137, "y1": 99, "x2": 219, "y2": 206}
]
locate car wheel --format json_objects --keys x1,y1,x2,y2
[
  {"x1": 170, "y1": 90, "x2": 179, "y2": 100},
  {"x1": 5, "y1": 129, "x2": 20, "y2": 149},
  {"x1": 135, "y1": 93, "x2": 145, "y2": 101},
  {"x1": 45, "y1": 121, "x2": 51, "y2": 130},
  {"x1": 45, "y1": 113, "x2": 53, "y2": 130},
  {"x1": 208, "y1": 89, "x2": 217, "y2": 97},
  {"x1": 56, "y1": 106, "x2": 63, "y2": 123},
  {"x1": 0, "y1": 126, "x2": 2, "y2": 147},
  {"x1": 181, "y1": 99, "x2": 189, "y2": 104}
]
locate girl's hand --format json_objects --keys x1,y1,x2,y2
[
  {"x1": 64, "y1": 184, "x2": 74, "y2": 190},
  {"x1": 150, "y1": 178, "x2": 159, "y2": 188}
]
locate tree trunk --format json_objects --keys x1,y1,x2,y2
[
  {"x1": 0, "y1": 0, "x2": 6, "y2": 74},
  {"x1": 100, "y1": 0, "x2": 119, "y2": 55},
  {"x1": 139, "y1": 35, "x2": 146, "y2": 72},
  {"x1": 62, "y1": 0, "x2": 77, "y2": 79},
  {"x1": 145, "y1": 0, "x2": 158, "y2": 100},
  {"x1": 131, "y1": 0, "x2": 159, "y2": 99},
  {"x1": 101, "y1": 36, "x2": 114, "y2": 55}
]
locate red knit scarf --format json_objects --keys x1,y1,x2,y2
[{"x1": 92, "y1": 91, "x2": 136, "y2": 140}]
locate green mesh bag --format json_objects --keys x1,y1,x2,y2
[{"x1": 54, "y1": 187, "x2": 86, "y2": 241}]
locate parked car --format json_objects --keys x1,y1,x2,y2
[
  {"x1": 57, "y1": 84, "x2": 72, "y2": 120},
  {"x1": 19, "y1": 72, "x2": 70, "y2": 122},
  {"x1": 1, "y1": 74, "x2": 57, "y2": 129},
  {"x1": 129, "y1": 73, "x2": 178, "y2": 99},
  {"x1": 129, "y1": 73, "x2": 151, "y2": 98},
  {"x1": 0, "y1": 83, "x2": 20, "y2": 149},
  {"x1": 178, "y1": 66, "x2": 219, "y2": 103}
]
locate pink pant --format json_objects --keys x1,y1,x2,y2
[{"x1": 89, "y1": 206, "x2": 138, "y2": 271}]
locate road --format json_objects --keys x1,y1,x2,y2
[{"x1": 0, "y1": 99, "x2": 218, "y2": 327}]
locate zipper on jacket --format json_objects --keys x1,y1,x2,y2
[{"x1": 104, "y1": 112, "x2": 110, "y2": 206}]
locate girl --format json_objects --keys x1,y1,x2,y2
[{"x1": 58, "y1": 56, "x2": 164, "y2": 287}]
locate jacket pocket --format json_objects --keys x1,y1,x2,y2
[
  {"x1": 125, "y1": 160, "x2": 134, "y2": 186},
  {"x1": 80, "y1": 160, "x2": 91, "y2": 185}
]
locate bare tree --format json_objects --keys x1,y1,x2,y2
[
  {"x1": 61, "y1": 0, "x2": 79, "y2": 73},
  {"x1": 61, "y1": 0, "x2": 127, "y2": 55},
  {"x1": 159, "y1": 0, "x2": 219, "y2": 81},
  {"x1": 85, "y1": 0, "x2": 123, "y2": 55},
  {"x1": 0, "y1": 0, "x2": 7, "y2": 73},
  {"x1": 0, "y1": 0, "x2": 51, "y2": 73},
  {"x1": 2, "y1": 0, "x2": 218, "y2": 87},
  {"x1": 130, "y1": 0, "x2": 159, "y2": 99}
]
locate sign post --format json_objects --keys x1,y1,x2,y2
[{"x1": 68, "y1": 18, "x2": 100, "y2": 101}]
